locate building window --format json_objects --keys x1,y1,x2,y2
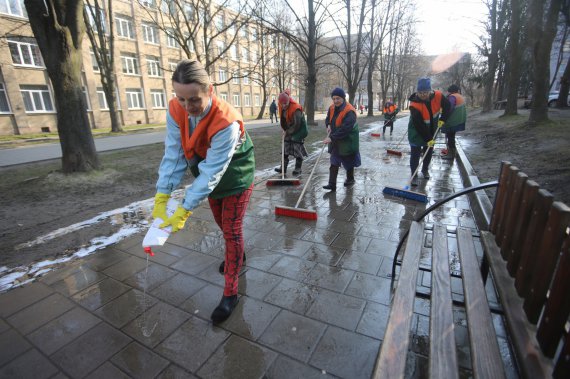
[
  {"x1": 243, "y1": 75, "x2": 249, "y2": 85},
  {"x1": 169, "y1": 60, "x2": 178, "y2": 72},
  {"x1": 251, "y1": 49, "x2": 257, "y2": 63},
  {"x1": 20, "y1": 85, "x2": 54, "y2": 113},
  {"x1": 218, "y1": 68, "x2": 226, "y2": 82},
  {"x1": 97, "y1": 88, "x2": 108, "y2": 110},
  {"x1": 240, "y1": 27, "x2": 249, "y2": 40},
  {"x1": 230, "y1": 45, "x2": 237, "y2": 61},
  {"x1": 90, "y1": 49, "x2": 100, "y2": 72},
  {"x1": 254, "y1": 94, "x2": 260, "y2": 107},
  {"x1": 233, "y1": 93, "x2": 240, "y2": 106},
  {"x1": 151, "y1": 89, "x2": 166, "y2": 108},
  {"x1": 166, "y1": 29, "x2": 179, "y2": 48},
  {"x1": 220, "y1": 92, "x2": 228, "y2": 102},
  {"x1": 217, "y1": 40, "x2": 225, "y2": 57},
  {"x1": 241, "y1": 48, "x2": 248, "y2": 62},
  {"x1": 115, "y1": 15, "x2": 135, "y2": 39},
  {"x1": 141, "y1": 0, "x2": 156, "y2": 9},
  {"x1": 142, "y1": 23, "x2": 159, "y2": 44},
  {"x1": 244, "y1": 93, "x2": 250, "y2": 106},
  {"x1": 8, "y1": 37, "x2": 44, "y2": 68},
  {"x1": 85, "y1": 5, "x2": 106, "y2": 34},
  {"x1": 0, "y1": 83, "x2": 11, "y2": 113},
  {"x1": 146, "y1": 56, "x2": 161, "y2": 77},
  {"x1": 121, "y1": 53, "x2": 139, "y2": 75},
  {"x1": 252, "y1": 28, "x2": 258, "y2": 40},
  {"x1": 126, "y1": 88, "x2": 144, "y2": 109},
  {"x1": 232, "y1": 74, "x2": 240, "y2": 84},
  {"x1": 0, "y1": 0, "x2": 27, "y2": 17},
  {"x1": 82, "y1": 87, "x2": 91, "y2": 111},
  {"x1": 215, "y1": 15, "x2": 224, "y2": 31}
]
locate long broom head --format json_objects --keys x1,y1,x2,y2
[
  {"x1": 266, "y1": 178, "x2": 301, "y2": 186},
  {"x1": 275, "y1": 205, "x2": 317, "y2": 220},
  {"x1": 386, "y1": 149, "x2": 403, "y2": 156},
  {"x1": 382, "y1": 186, "x2": 428, "y2": 203},
  {"x1": 371, "y1": 132, "x2": 381, "y2": 137}
]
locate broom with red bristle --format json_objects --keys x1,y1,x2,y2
[
  {"x1": 267, "y1": 132, "x2": 301, "y2": 186},
  {"x1": 275, "y1": 141, "x2": 327, "y2": 220},
  {"x1": 386, "y1": 129, "x2": 408, "y2": 156}
]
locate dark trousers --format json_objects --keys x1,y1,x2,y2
[
  {"x1": 445, "y1": 131, "x2": 456, "y2": 149},
  {"x1": 208, "y1": 183, "x2": 253, "y2": 296},
  {"x1": 410, "y1": 145, "x2": 433, "y2": 176},
  {"x1": 270, "y1": 112, "x2": 277, "y2": 122}
]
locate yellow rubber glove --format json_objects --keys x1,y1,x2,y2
[
  {"x1": 438, "y1": 120, "x2": 445, "y2": 128},
  {"x1": 427, "y1": 139, "x2": 436, "y2": 147},
  {"x1": 160, "y1": 206, "x2": 192, "y2": 233},
  {"x1": 152, "y1": 193, "x2": 170, "y2": 221}
]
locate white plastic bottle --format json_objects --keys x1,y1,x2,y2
[{"x1": 142, "y1": 198, "x2": 179, "y2": 256}]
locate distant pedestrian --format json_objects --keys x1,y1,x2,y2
[
  {"x1": 152, "y1": 60, "x2": 255, "y2": 324},
  {"x1": 382, "y1": 101, "x2": 399, "y2": 135},
  {"x1": 269, "y1": 99, "x2": 277, "y2": 123},
  {"x1": 441, "y1": 84, "x2": 466, "y2": 160},
  {"x1": 407, "y1": 77, "x2": 450, "y2": 185},
  {"x1": 323, "y1": 87, "x2": 361, "y2": 191},
  {"x1": 274, "y1": 91, "x2": 308, "y2": 175}
]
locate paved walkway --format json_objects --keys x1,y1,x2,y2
[{"x1": 0, "y1": 119, "x2": 508, "y2": 378}]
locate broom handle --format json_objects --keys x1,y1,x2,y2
[
  {"x1": 281, "y1": 131, "x2": 285, "y2": 180},
  {"x1": 391, "y1": 129, "x2": 408, "y2": 150},
  {"x1": 407, "y1": 123, "x2": 443, "y2": 185},
  {"x1": 294, "y1": 143, "x2": 326, "y2": 209}
]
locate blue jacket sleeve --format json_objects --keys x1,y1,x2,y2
[{"x1": 156, "y1": 111, "x2": 188, "y2": 195}]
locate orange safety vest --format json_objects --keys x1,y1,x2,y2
[
  {"x1": 168, "y1": 94, "x2": 245, "y2": 160},
  {"x1": 278, "y1": 98, "x2": 303, "y2": 125},
  {"x1": 327, "y1": 102, "x2": 357, "y2": 127},
  {"x1": 409, "y1": 90, "x2": 443, "y2": 125},
  {"x1": 384, "y1": 104, "x2": 397, "y2": 113}
]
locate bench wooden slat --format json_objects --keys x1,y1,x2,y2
[
  {"x1": 457, "y1": 228, "x2": 506, "y2": 379},
  {"x1": 490, "y1": 161, "x2": 512, "y2": 234},
  {"x1": 495, "y1": 165, "x2": 519, "y2": 246},
  {"x1": 553, "y1": 335, "x2": 570, "y2": 378},
  {"x1": 537, "y1": 233, "x2": 570, "y2": 357},
  {"x1": 500, "y1": 172, "x2": 528, "y2": 259},
  {"x1": 515, "y1": 189, "x2": 554, "y2": 298},
  {"x1": 523, "y1": 202, "x2": 570, "y2": 323},
  {"x1": 506, "y1": 180, "x2": 540, "y2": 276},
  {"x1": 373, "y1": 221, "x2": 424, "y2": 379},
  {"x1": 481, "y1": 231, "x2": 553, "y2": 379},
  {"x1": 429, "y1": 225, "x2": 458, "y2": 379}
]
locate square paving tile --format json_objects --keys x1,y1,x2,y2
[
  {"x1": 266, "y1": 355, "x2": 333, "y2": 378},
  {"x1": 0, "y1": 329, "x2": 31, "y2": 367},
  {"x1": 0, "y1": 349, "x2": 58, "y2": 379},
  {"x1": 0, "y1": 281, "x2": 53, "y2": 317},
  {"x1": 72, "y1": 277, "x2": 131, "y2": 311},
  {"x1": 237, "y1": 268, "x2": 282, "y2": 300},
  {"x1": 156, "y1": 364, "x2": 198, "y2": 378},
  {"x1": 300, "y1": 228, "x2": 339, "y2": 246},
  {"x1": 122, "y1": 301, "x2": 190, "y2": 348},
  {"x1": 155, "y1": 316, "x2": 230, "y2": 373},
  {"x1": 94, "y1": 289, "x2": 158, "y2": 328},
  {"x1": 123, "y1": 263, "x2": 178, "y2": 292},
  {"x1": 197, "y1": 335, "x2": 277, "y2": 378},
  {"x1": 51, "y1": 267, "x2": 108, "y2": 297},
  {"x1": 303, "y1": 264, "x2": 354, "y2": 293},
  {"x1": 264, "y1": 278, "x2": 320, "y2": 315},
  {"x1": 150, "y1": 273, "x2": 208, "y2": 306},
  {"x1": 268, "y1": 238, "x2": 313, "y2": 257},
  {"x1": 223, "y1": 296, "x2": 281, "y2": 340},
  {"x1": 50, "y1": 322, "x2": 131, "y2": 378},
  {"x1": 269, "y1": 256, "x2": 316, "y2": 282},
  {"x1": 356, "y1": 301, "x2": 391, "y2": 340},
  {"x1": 345, "y1": 272, "x2": 392, "y2": 305},
  {"x1": 302, "y1": 243, "x2": 346, "y2": 266},
  {"x1": 84, "y1": 362, "x2": 132, "y2": 379},
  {"x1": 331, "y1": 233, "x2": 372, "y2": 253},
  {"x1": 83, "y1": 246, "x2": 131, "y2": 271},
  {"x1": 171, "y1": 251, "x2": 220, "y2": 276},
  {"x1": 103, "y1": 256, "x2": 148, "y2": 281},
  {"x1": 7, "y1": 292, "x2": 75, "y2": 335},
  {"x1": 309, "y1": 326, "x2": 380, "y2": 379},
  {"x1": 180, "y1": 283, "x2": 224, "y2": 320},
  {"x1": 27, "y1": 307, "x2": 101, "y2": 355},
  {"x1": 305, "y1": 289, "x2": 365, "y2": 330},
  {"x1": 242, "y1": 247, "x2": 282, "y2": 271},
  {"x1": 259, "y1": 310, "x2": 326, "y2": 362},
  {"x1": 111, "y1": 341, "x2": 169, "y2": 379},
  {"x1": 366, "y1": 238, "x2": 399, "y2": 257},
  {"x1": 337, "y1": 250, "x2": 382, "y2": 275}
]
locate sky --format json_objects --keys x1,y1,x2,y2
[{"x1": 412, "y1": 0, "x2": 488, "y2": 55}]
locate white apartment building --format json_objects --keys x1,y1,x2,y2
[{"x1": 0, "y1": 0, "x2": 298, "y2": 135}]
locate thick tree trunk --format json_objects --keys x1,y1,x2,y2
[
  {"x1": 528, "y1": 0, "x2": 563, "y2": 123},
  {"x1": 504, "y1": 0, "x2": 521, "y2": 116},
  {"x1": 482, "y1": 0, "x2": 499, "y2": 113},
  {"x1": 556, "y1": 54, "x2": 570, "y2": 108},
  {"x1": 25, "y1": 0, "x2": 99, "y2": 172}
]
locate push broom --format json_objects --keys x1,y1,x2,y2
[
  {"x1": 383, "y1": 124, "x2": 444, "y2": 203},
  {"x1": 274, "y1": 142, "x2": 327, "y2": 220},
  {"x1": 386, "y1": 129, "x2": 408, "y2": 156},
  {"x1": 266, "y1": 132, "x2": 301, "y2": 186}
]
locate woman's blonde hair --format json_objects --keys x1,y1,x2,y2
[{"x1": 172, "y1": 60, "x2": 210, "y2": 92}]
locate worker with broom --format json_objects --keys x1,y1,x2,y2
[
  {"x1": 151, "y1": 60, "x2": 255, "y2": 324},
  {"x1": 323, "y1": 87, "x2": 361, "y2": 191},
  {"x1": 382, "y1": 101, "x2": 399, "y2": 135},
  {"x1": 274, "y1": 91, "x2": 308, "y2": 175},
  {"x1": 407, "y1": 77, "x2": 450, "y2": 186},
  {"x1": 440, "y1": 84, "x2": 466, "y2": 160}
]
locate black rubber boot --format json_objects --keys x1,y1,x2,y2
[
  {"x1": 211, "y1": 295, "x2": 239, "y2": 324},
  {"x1": 292, "y1": 158, "x2": 303, "y2": 175},
  {"x1": 344, "y1": 168, "x2": 355, "y2": 186},
  {"x1": 274, "y1": 157, "x2": 289, "y2": 174},
  {"x1": 323, "y1": 165, "x2": 339, "y2": 191}
]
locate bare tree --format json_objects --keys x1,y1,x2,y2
[
  {"x1": 24, "y1": 0, "x2": 100, "y2": 173},
  {"x1": 84, "y1": 0, "x2": 122, "y2": 132},
  {"x1": 557, "y1": 0, "x2": 570, "y2": 107},
  {"x1": 528, "y1": 0, "x2": 563, "y2": 123},
  {"x1": 504, "y1": 0, "x2": 523, "y2": 115}
]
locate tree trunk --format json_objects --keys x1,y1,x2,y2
[
  {"x1": 482, "y1": 0, "x2": 499, "y2": 112},
  {"x1": 528, "y1": 0, "x2": 563, "y2": 123},
  {"x1": 557, "y1": 54, "x2": 570, "y2": 107},
  {"x1": 504, "y1": 0, "x2": 521, "y2": 115},
  {"x1": 25, "y1": 0, "x2": 99, "y2": 172},
  {"x1": 304, "y1": 0, "x2": 317, "y2": 125}
]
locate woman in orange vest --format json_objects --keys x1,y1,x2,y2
[
  {"x1": 151, "y1": 60, "x2": 255, "y2": 324},
  {"x1": 382, "y1": 101, "x2": 399, "y2": 135},
  {"x1": 323, "y1": 87, "x2": 361, "y2": 191},
  {"x1": 274, "y1": 91, "x2": 308, "y2": 175}
]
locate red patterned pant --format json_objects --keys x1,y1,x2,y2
[{"x1": 208, "y1": 183, "x2": 253, "y2": 296}]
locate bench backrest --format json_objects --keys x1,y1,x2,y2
[{"x1": 488, "y1": 161, "x2": 570, "y2": 378}]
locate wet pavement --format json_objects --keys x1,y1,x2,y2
[{"x1": 0, "y1": 119, "x2": 511, "y2": 378}]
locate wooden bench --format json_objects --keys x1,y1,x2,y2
[{"x1": 373, "y1": 161, "x2": 570, "y2": 378}]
